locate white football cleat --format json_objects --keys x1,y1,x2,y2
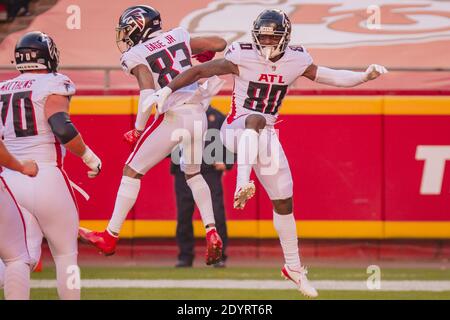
[
  {"x1": 281, "y1": 264, "x2": 319, "y2": 298},
  {"x1": 233, "y1": 181, "x2": 256, "y2": 209}
]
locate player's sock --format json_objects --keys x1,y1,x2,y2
[
  {"x1": 54, "y1": 253, "x2": 80, "y2": 300},
  {"x1": 236, "y1": 129, "x2": 259, "y2": 191},
  {"x1": 3, "y1": 260, "x2": 30, "y2": 300},
  {"x1": 0, "y1": 259, "x2": 5, "y2": 288},
  {"x1": 273, "y1": 211, "x2": 302, "y2": 271},
  {"x1": 107, "y1": 176, "x2": 141, "y2": 235},
  {"x1": 186, "y1": 174, "x2": 215, "y2": 227}
]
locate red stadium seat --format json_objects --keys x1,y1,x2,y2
[{"x1": 0, "y1": 4, "x2": 7, "y2": 22}]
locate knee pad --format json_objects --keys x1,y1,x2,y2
[
  {"x1": 3, "y1": 252, "x2": 30, "y2": 267},
  {"x1": 181, "y1": 163, "x2": 201, "y2": 176}
]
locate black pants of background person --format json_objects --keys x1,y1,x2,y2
[
  {"x1": 174, "y1": 170, "x2": 228, "y2": 266},
  {"x1": 2, "y1": 0, "x2": 29, "y2": 21}
]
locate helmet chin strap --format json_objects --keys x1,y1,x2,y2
[
  {"x1": 261, "y1": 46, "x2": 283, "y2": 61},
  {"x1": 262, "y1": 47, "x2": 273, "y2": 61}
]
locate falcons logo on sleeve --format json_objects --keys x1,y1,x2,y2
[{"x1": 63, "y1": 80, "x2": 72, "y2": 92}]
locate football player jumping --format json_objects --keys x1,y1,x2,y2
[
  {"x1": 149, "y1": 9, "x2": 388, "y2": 297},
  {"x1": 78, "y1": 5, "x2": 227, "y2": 265}
]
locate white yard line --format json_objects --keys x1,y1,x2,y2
[{"x1": 30, "y1": 279, "x2": 450, "y2": 292}]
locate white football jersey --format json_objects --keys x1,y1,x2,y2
[
  {"x1": 224, "y1": 42, "x2": 313, "y2": 125},
  {"x1": 120, "y1": 27, "x2": 202, "y2": 110},
  {"x1": 0, "y1": 72, "x2": 76, "y2": 167}
]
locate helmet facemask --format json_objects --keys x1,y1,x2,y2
[
  {"x1": 116, "y1": 25, "x2": 135, "y2": 53},
  {"x1": 252, "y1": 27, "x2": 289, "y2": 60}
]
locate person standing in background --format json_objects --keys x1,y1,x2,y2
[
  {"x1": 171, "y1": 105, "x2": 234, "y2": 268},
  {"x1": 2, "y1": 0, "x2": 30, "y2": 22}
]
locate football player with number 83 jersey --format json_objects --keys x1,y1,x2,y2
[{"x1": 78, "y1": 5, "x2": 228, "y2": 266}]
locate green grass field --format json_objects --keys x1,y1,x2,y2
[{"x1": 2, "y1": 266, "x2": 449, "y2": 300}]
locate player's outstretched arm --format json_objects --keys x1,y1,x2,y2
[
  {"x1": 0, "y1": 141, "x2": 38, "y2": 177},
  {"x1": 171, "y1": 58, "x2": 237, "y2": 92},
  {"x1": 122, "y1": 64, "x2": 157, "y2": 146},
  {"x1": 302, "y1": 63, "x2": 388, "y2": 87},
  {"x1": 45, "y1": 94, "x2": 102, "y2": 178},
  {"x1": 151, "y1": 59, "x2": 238, "y2": 114},
  {"x1": 190, "y1": 36, "x2": 227, "y2": 55}
]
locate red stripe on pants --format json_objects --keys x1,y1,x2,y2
[
  {"x1": 54, "y1": 139, "x2": 62, "y2": 168},
  {"x1": 126, "y1": 114, "x2": 165, "y2": 165},
  {"x1": 0, "y1": 176, "x2": 29, "y2": 256},
  {"x1": 58, "y1": 168, "x2": 79, "y2": 214}
]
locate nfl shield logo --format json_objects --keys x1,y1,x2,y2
[{"x1": 271, "y1": 65, "x2": 276, "y2": 71}]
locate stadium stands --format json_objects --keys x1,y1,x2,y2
[
  {"x1": 0, "y1": 4, "x2": 7, "y2": 22},
  {"x1": 0, "y1": 0, "x2": 449, "y2": 93}
]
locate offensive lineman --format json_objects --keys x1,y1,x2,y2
[
  {"x1": 150, "y1": 9, "x2": 388, "y2": 297},
  {"x1": 78, "y1": 5, "x2": 227, "y2": 265},
  {"x1": 0, "y1": 139, "x2": 38, "y2": 299},
  {"x1": 0, "y1": 31, "x2": 102, "y2": 300}
]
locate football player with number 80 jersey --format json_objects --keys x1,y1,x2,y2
[
  {"x1": 0, "y1": 31, "x2": 102, "y2": 300},
  {"x1": 78, "y1": 5, "x2": 228, "y2": 266},
  {"x1": 151, "y1": 9, "x2": 388, "y2": 298}
]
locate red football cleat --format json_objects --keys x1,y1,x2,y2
[
  {"x1": 78, "y1": 227, "x2": 118, "y2": 256},
  {"x1": 205, "y1": 228, "x2": 223, "y2": 265}
]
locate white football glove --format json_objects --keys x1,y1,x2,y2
[
  {"x1": 141, "y1": 87, "x2": 173, "y2": 120},
  {"x1": 154, "y1": 87, "x2": 173, "y2": 115},
  {"x1": 81, "y1": 147, "x2": 102, "y2": 178},
  {"x1": 139, "y1": 90, "x2": 158, "y2": 115},
  {"x1": 365, "y1": 64, "x2": 388, "y2": 81}
]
